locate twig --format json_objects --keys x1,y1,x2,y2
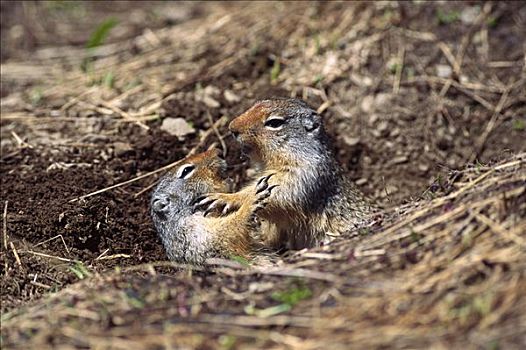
[
  {"x1": 10, "y1": 242, "x2": 22, "y2": 267},
  {"x1": 95, "y1": 249, "x2": 110, "y2": 260},
  {"x1": 475, "y1": 213, "x2": 526, "y2": 249},
  {"x1": 11, "y1": 131, "x2": 33, "y2": 149},
  {"x1": 133, "y1": 180, "x2": 159, "y2": 198},
  {"x1": 207, "y1": 112, "x2": 228, "y2": 158},
  {"x1": 248, "y1": 267, "x2": 342, "y2": 283},
  {"x1": 453, "y1": 3, "x2": 491, "y2": 75},
  {"x1": 70, "y1": 116, "x2": 228, "y2": 202},
  {"x1": 3, "y1": 200, "x2": 7, "y2": 250},
  {"x1": 195, "y1": 314, "x2": 316, "y2": 328},
  {"x1": 34, "y1": 234, "x2": 70, "y2": 254},
  {"x1": 69, "y1": 164, "x2": 176, "y2": 203},
  {"x1": 95, "y1": 254, "x2": 132, "y2": 261},
  {"x1": 437, "y1": 42, "x2": 459, "y2": 74},
  {"x1": 59, "y1": 86, "x2": 97, "y2": 112},
  {"x1": 316, "y1": 100, "x2": 331, "y2": 114},
  {"x1": 469, "y1": 88, "x2": 509, "y2": 162},
  {"x1": 393, "y1": 45, "x2": 405, "y2": 94},
  {"x1": 1, "y1": 114, "x2": 160, "y2": 123},
  {"x1": 100, "y1": 101, "x2": 150, "y2": 130},
  {"x1": 21, "y1": 250, "x2": 75, "y2": 262},
  {"x1": 30, "y1": 281, "x2": 51, "y2": 290}
]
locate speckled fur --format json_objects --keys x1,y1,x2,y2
[{"x1": 206, "y1": 98, "x2": 374, "y2": 249}]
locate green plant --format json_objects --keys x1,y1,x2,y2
[
  {"x1": 314, "y1": 34, "x2": 321, "y2": 55},
  {"x1": 230, "y1": 255, "x2": 251, "y2": 267},
  {"x1": 81, "y1": 18, "x2": 118, "y2": 72},
  {"x1": 218, "y1": 335, "x2": 236, "y2": 350},
  {"x1": 244, "y1": 281, "x2": 312, "y2": 318},
  {"x1": 271, "y1": 283, "x2": 312, "y2": 306},
  {"x1": 486, "y1": 16, "x2": 498, "y2": 28},
  {"x1": 313, "y1": 74, "x2": 324, "y2": 86},
  {"x1": 86, "y1": 18, "x2": 118, "y2": 49},
  {"x1": 448, "y1": 293, "x2": 494, "y2": 324},
  {"x1": 30, "y1": 88, "x2": 43, "y2": 106},
  {"x1": 512, "y1": 119, "x2": 525, "y2": 131},
  {"x1": 270, "y1": 59, "x2": 281, "y2": 83},
  {"x1": 437, "y1": 9, "x2": 460, "y2": 25},
  {"x1": 68, "y1": 261, "x2": 91, "y2": 280}
]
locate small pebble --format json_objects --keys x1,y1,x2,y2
[
  {"x1": 356, "y1": 178, "x2": 368, "y2": 186},
  {"x1": 377, "y1": 121, "x2": 389, "y2": 133},
  {"x1": 161, "y1": 117, "x2": 195, "y2": 138},
  {"x1": 342, "y1": 135, "x2": 360, "y2": 147},
  {"x1": 369, "y1": 114, "x2": 379, "y2": 124},
  {"x1": 393, "y1": 156, "x2": 408, "y2": 164},
  {"x1": 461, "y1": 6, "x2": 480, "y2": 25},
  {"x1": 374, "y1": 93, "x2": 391, "y2": 108},
  {"x1": 224, "y1": 90, "x2": 241, "y2": 103},
  {"x1": 360, "y1": 95, "x2": 375, "y2": 113},
  {"x1": 436, "y1": 64, "x2": 452, "y2": 78},
  {"x1": 201, "y1": 95, "x2": 220, "y2": 108},
  {"x1": 113, "y1": 142, "x2": 133, "y2": 157}
]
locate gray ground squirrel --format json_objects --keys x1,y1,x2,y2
[
  {"x1": 197, "y1": 98, "x2": 375, "y2": 249},
  {"x1": 150, "y1": 149, "x2": 275, "y2": 264}
]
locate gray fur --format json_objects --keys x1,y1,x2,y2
[
  {"x1": 253, "y1": 98, "x2": 374, "y2": 248},
  {"x1": 150, "y1": 175, "x2": 217, "y2": 264}
]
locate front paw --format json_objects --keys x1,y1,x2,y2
[
  {"x1": 194, "y1": 194, "x2": 239, "y2": 217},
  {"x1": 253, "y1": 175, "x2": 278, "y2": 211}
]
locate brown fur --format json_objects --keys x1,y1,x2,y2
[{"x1": 201, "y1": 98, "x2": 374, "y2": 249}]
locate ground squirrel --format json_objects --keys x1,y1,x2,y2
[
  {"x1": 197, "y1": 98, "x2": 374, "y2": 249},
  {"x1": 150, "y1": 149, "x2": 275, "y2": 264}
]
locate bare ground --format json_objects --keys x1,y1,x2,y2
[{"x1": 1, "y1": 2, "x2": 525, "y2": 349}]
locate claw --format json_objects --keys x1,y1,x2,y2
[
  {"x1": 195, "y1": 195, "x2": 207, "y2": 203},
  {"x1": 194, "y1": 196, "x2": 216, "y2": 211},
  {"x1": 221, "y1": 203, "x2": 232, "y2": 215},
  {"x1": 257, "y1": 184, "x2": 279, "y2": 201},
  {"x1": 253, "y1": 203, "x2": 265, "y2": 212},
  {"x1": 205, "y1": 199, "x2": 221, "y2": 212},
  {"x1": 255, "y1": 173, "x2": 275, "y2": 194}
]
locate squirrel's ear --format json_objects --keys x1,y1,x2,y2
[{"x1": 302, "y1": 112, "x2": 321, "y2": 133}]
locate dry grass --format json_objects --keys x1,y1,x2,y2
[{"x1": 1, "y1": 154, "x2": 525, "y2": 349}]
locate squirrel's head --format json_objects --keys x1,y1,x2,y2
[
  {"x1": 151, "y1": 148, "x2": 228, "y2": 221},
  {"x1": 150, "y1": 148, "x2": 228, "y2": 264},
  {"x1": 229, "y1": 98, "x2": 326, "y2": 167}
]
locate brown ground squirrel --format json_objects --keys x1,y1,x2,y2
[
  {"x1": 150, "y1": 149, "x2": 275, "y2": 264},
  {"x1": 197, "y1": 98, "x2": 374, "y2": 249}
]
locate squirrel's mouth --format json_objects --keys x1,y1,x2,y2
[{"x1": 239, "y1": 143, "x2": 255, "y2": 159}]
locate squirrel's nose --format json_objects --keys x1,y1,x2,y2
[{"x1": 152, "y1": 195, "x2": 170, "y2": 214}]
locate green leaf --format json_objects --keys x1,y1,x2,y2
[
  {"x1": 86, "y1": 18, "x2": 118, "y2": 49},
  {"x1": 270, "y1": 59, "x2": 281, "y2": 83},
  {"x1": 230, "y1": 255, "x2": 251, "y2": 266},
  {"x1": 436, "y1": 9, "x2": 460, "y2": 25},
  {"x1": 512, "y1": 119, "x2": 525, "y2": 131},
  {"x1": 103, "y1": 71, "x2": 115, "y2": 89},
  {"x1": 271, "y1": 285, "x2": 312, "y2": 306},
  {"x1": 68, "y1": 261, "x2": 91, "y2": 280}
]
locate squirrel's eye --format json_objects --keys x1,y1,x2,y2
[
  {"x1": 176, "y1": 164, "x2": 196, "y2": 179},
  {"x1": 264, "y1": 117, "x2": 285, "y2": 130}
]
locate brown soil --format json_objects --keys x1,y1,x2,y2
[{"x1": 1, "y1": 1, "x2": 525, "y2": 349}]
